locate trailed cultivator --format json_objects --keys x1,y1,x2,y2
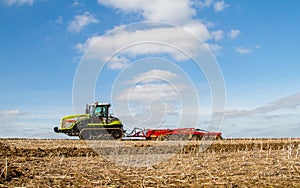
[{"x1": 125, "y1": 127, "x2": 222, "y2": 141}]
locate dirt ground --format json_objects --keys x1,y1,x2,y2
[{"x1": 1, "y1": 138, "x2": 300, "y2": 187}]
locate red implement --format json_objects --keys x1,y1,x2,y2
[{"x1": 125, "y1": 127, "x2": 222, "y2": 140}]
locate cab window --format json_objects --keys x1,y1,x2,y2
[{"x1": 95, "y1": 107, "x2": 106, "y2": 117}]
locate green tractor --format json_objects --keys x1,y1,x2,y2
[{"x1": 54, "y1": 102, "x2": 124, "y2": 140}]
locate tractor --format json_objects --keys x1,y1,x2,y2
[{"x1": 54, "y1": 102, "x2": 124, "y2": 140}]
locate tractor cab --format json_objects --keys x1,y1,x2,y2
[{"x1": 85, "y1": 102, "x2": 111, "y2": 124}]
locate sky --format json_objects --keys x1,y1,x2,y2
[{"x1": 0, "y1": 0, "x2": 300, "y2": 138}]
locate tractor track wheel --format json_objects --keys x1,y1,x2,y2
[
  {"x1": 79, "y1": 134, "x2": 84, "y2": 140},
  {"x1": 79, "y1": 129, "x2": 94, "y2": 140},
  {"x1": 111, "y1": 129, "x2": 123, "y2": 140}
]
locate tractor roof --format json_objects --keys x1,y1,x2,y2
[
  {"x1": 88, "y1": 102, "x2": 111, "y2": 107},
  {"x1": 97, "y1": 103, "x2": 111, "y2": 107}
]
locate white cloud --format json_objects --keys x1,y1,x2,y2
[
  {"x1": 228, "y1": 29, "x2": 240, "y2": 39},
  {"x1": 98, "y1": 0, "x2": 195, "y2": 25},
  {"x1": 0, "y1": 109, "x2": 23, "y2": 115},
  {"x1": 213, "y1": 1, "x2": 229, "y2": 12},
  {"x1": 76, "y1": 26, "x2": 212, "y2": 69},
  {"x1": 183, "y1": 21, "x2": 210, "y2": 40},
  {"x1": 127, "y1": 69, "x2": 179, "y2": 84},
  {"x1": 71, "y1": 1, "x2": 80, "y2": 7},
  {"x1": 68, "y1": 12, "x2": 99, "y2": 33},
  {"x1": 0, "y1": 109, "x2": 24, "y2": 125},
  {"x1": 225, "y1": 93, "x2": 300, "y2": 118},
  {"x1": 116, "y1": 83, "x2": 179, "y2": 102},
  {"x1": 5, "y1": 0, "x2": 33, "y2": 6},
  {"x1": 195, "y1": 0, "x2": 213, "y2": 8},
  {"x1": 74, "y1": 0, "x2": 226, "y2": 69},
  {"x1": 49, "y1": 16, "x2": 63, "y2": 27},
  {"x1": 114, "y1": 69, "x2": 191, "y2": 117},
  {"x1": 108, "y1": 56, "x2": 130, "y2": 70},
  {"x1": 196, "y1": 0, "x2": 229, "y2": 12},
  {"x1": 234, "y1": 44, "x2": 260, "y2": 54},
  {"x1": 98, "y1": 0, "x2": 212, "y2": 39},
  {"x1": 117, "y1": 69, "x2": 181, "y2": 102},
  {"x1": 96, "y1": 0, "x2": 220, "y2": 57},
  {"x1": 211, "y1": 30, "x2": 223, "y2": 41},
  {"x1": 255, "y1": 44, "x2": 261, "y2": 49},
  {"x1": 234, "y1": 46, "x2": 252, "y2": 54},
  {"x1": 115, "y1": 82, "x2": 183, "y2": 120},
  {"x1": 55, "y1": 16, "x2": 63, "y2": 24}
]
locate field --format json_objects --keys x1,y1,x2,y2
[{"x1": 1, "y1": 138, "x2": 300, "y2": 187}]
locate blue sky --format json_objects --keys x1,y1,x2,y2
[{"x1": 0, "y1": 0, "x2": 300, "y2": 138}]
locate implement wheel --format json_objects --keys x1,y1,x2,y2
[
  {"x1": 216, "y1": 135, "x2": 223, "y2": 140},
  {"x1": 157, "y1": 135, "x2": 165, "y2": 141},
  {"x1": 191, "y1": 135, "x2": 202, "y2": 141}
]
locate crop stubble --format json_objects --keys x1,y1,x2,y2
[{"x1": 1, "y1": 138, "x2": 300, "y2": 187}]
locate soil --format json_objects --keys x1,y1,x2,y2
[{"x1": 0, "y1": 138, "x2": 300, "y2": 187}]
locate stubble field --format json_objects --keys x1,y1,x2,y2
[{"x1": 1, "y1": 138, "x2": 300, "y2": 187}]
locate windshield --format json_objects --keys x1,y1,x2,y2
[{"x1": 95, "y1": 106, "x2": 106, "y2": 117}]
